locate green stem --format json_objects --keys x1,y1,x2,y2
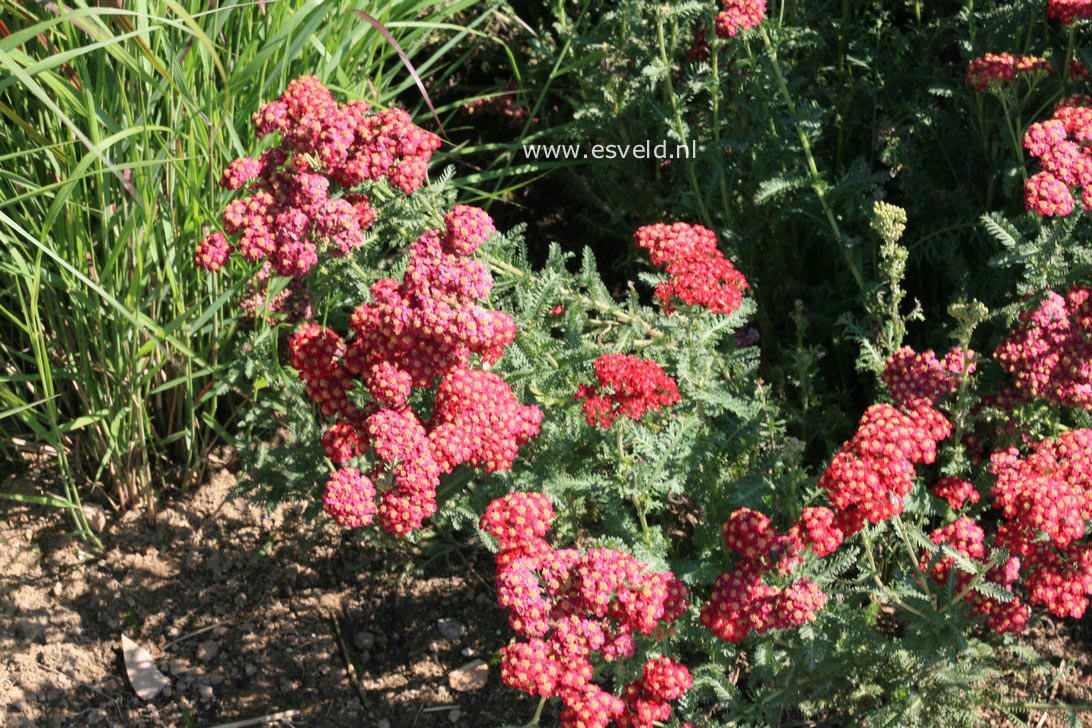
[
  {"x1": 657, "y1": 12, "x2": 713, "y2": 228},
  {"x1": 941, "y1": 552, "x2": 1005, "y2": 612},
  {"x1": 711, "y1": 37, "x2": 732, "y2": 218},
  {"x1": 860, "y1": 526, "x2": 926, "y2": 618},
  {"x1": 528, "y1": 695, "x2": 548, "y2": 726},
  {"x1": 892, "y1": 514, "x2": 934, "y2": 607},
  {"x1": 759, "y1": 26, "x2": 866, "y2": 293}
]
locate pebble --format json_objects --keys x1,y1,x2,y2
[
  {"x1": 448, "y1": 659, "x2": 489, "y2": 692},
  {"x1": 197, "y1": 685, "x2": 214, "y2": 701},
  {"x1": 169, "y1": 659, "x2": 188, "y2": 676},
  {"x1": 461, "y1": 647, "x2": 474, "y2": 657},
  {"x1": 437, "y1": 619, "x2": 465, "y2": 641},
  {"x1": 196, "y1": 640, "x2": 219, "y2": 662},
  {"x1": 353, "y1": 631, "x2": 375, "y2": 650},
  {"x1": 448, "y1": 708, "x2": 462, "y2": 723},
  {"x1": 377, "y1": 720, "x2": 391, "y2": 728}
]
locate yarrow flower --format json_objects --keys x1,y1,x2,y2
[
  {"x1": 687, "y1": 28, "x2": 710, "y2": 63},
  {"x1": 965, "y1": 53, "x2": 1053, "y2": 91},
  {"x1": 575, "y1": 354, "x2": 681, "y2": 429},
  {"x1": 715, "y1": 0, "x2": 766, "y2": 37},
  {"x1": 322, "y1": 467, "x2": 377, "y2": 528},
  {"x1": 882, "y1": 346, "x2": 974, "y2": 410},
  {"x1": 817, "y1": 403, "x2": 952, "y2": 535},
  {"x1": 482, "y1": 492, "x2": 691, "y2": 728},
  {"x1": 633, "y1": 222, "x2": 749, "y2": 315},
  {"x1": 464, "y1": 83, "x2": 530, "y2": 129},
  {"x1": 199, "y1": 76, "x2": 441, "y2": 276},
  {"x1": 995, "y1": 285, "x2": 1092, "y2": 410},
  {"x1": 990, "y1": 429, "x2": 1092, "y2": 554},
  {"x1": 931, "y1": 476, "x2": 981, "y2": 510},
  {"x1": 1022, "y1": 104, "x2": 1092, "y2": 216},
  {"x1": 1048, "y1": 0, "x2": 1092, "y2": 24},
  {"x1": 701, "y1": 507, "x2": 827, "y2": 643}
]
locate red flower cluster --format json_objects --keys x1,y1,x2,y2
[
  {"x1": 1048, "y1": 0, "x2": 1092, "y2": 23},
  {"x1": 701, "y1": 508, "x2": 827, "y2": 642},
  {"x1": 482, "y1": 492, "x2": 691, "y2": 728},
  {"x1": 1022, "y1": 104, "x2": 1092, "y2": 216},
  {"x1": 633, "y1": 223, "x2": 749, "y2": 315},
  {"x1": 575, "y1": 354, "x2": 681, "y2": 429},
  {"x1": 995, "y1": 285, "x2": 1092, "y2": 409},
  {"x1": 198, "y1": 76, "x2": 440, "y2": 276},
  {"x1": 818, "y1": 404, "x2": 952, "y2": 535},
  {"x1": 287, "y1": 206, "x2": 539, "y2": 535},
  {"x1": 990, "y1": 430, "x2": 1092, "y2": 619},
  {"x1": 464, "y1": 84, "x2": 530, "y2": 129},
  {"x1": 965, "y1": 53, "x2": 1053, "y2": 91},
  {"x1": 931, "y1": 476, "x2": 981, "y2": 510},
  {"x1": 715, "y1": 0, "x2": 766, "y2": 37},
  {"x1": 882, "y1": 346, "x2": 974, "y2": 409},
  {"x1": 795, "y1": 506, "x2": 845, "y2": 557},
  {"x1": 920, "y1": 517, "x2": 1029, "y2": 634},
  {"x1": 688, "y1": 28, "x2": 710, "y2": 63}
]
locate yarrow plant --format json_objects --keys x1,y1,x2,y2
[
  {"x1": 207, "y1": 4, "x2": 1092, "y2": 717},
  {"x1": 206, "y1": 78, "x2": 540, "y2": 538}
]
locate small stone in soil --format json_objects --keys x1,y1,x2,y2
[
  {"x1": 197, "y1": 684, "x2": 214, "y2": 701},
  {"x1": 196, "y1": 640, "x2": 219, "y2": 662},
  {"x1": 448, "y1": 659, "x2": 489, "y2": 692},
  {"x1": 437, "y1": 619, "x2": 465, "y2": 641},
  {"x1": 353, "y1": 631, "x2": 375, "y2": 650},
  {"x1": 449, "y1": 708, "x2": 462, "y2": 723}
]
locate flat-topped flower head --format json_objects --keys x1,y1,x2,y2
[{"x1": 575, "y1": 354, "x2": 680, "y2": 429}]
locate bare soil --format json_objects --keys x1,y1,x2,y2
[{"x1": 0, "y1": 455, "x2": 537, "y2": 727}]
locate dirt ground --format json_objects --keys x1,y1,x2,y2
[{"x1": 0, "y1": 455, "x2": 538, "y2": 728}]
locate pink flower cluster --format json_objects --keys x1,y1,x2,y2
[
  {"x1": 715, "y1": 0, "x2": 766, "y2": 37},
  {"x1": 989, "y1": 430, "x2": 1092, "y2": 619},
  {"x1": 1048, "y1": 0, "x2": 1092, "y2": 23},
  {"x1": 965, "y1": 53, "x2": 1053, "y2": 91},
  {"x1": 995, "y1": 285, "x2": 1092, "y2": 409},
  {"x1": 288, "y1": 206, "x2": 540, "y2": 535},
  {"x1": 575, "y1": 354, "x2": 681, "y2": 429},
  {"x1": 882, "y1": 346, "x2": 974, "y2": 409},
  {"x1": 818, "y1": 403, "x2": 952, "y2": 536},
  {"x1": 482, "y1": 492, "x2": 691, "y2": 728},
  {"x1": 197, "y1": 76, "x2": 440, "y2": 275},
  {"x1": 701, "y1": 508, "x2": 827, "y2": 642},
  {"x1": 920, "y1": 517, "x2": 1029, "y2": 634},
  {"x1": 1022, "y1": 103, "x2": 1092, "y2": 216},
  {"x1": 634, "y1": 223, "x2": 749, "y2": 315}
]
